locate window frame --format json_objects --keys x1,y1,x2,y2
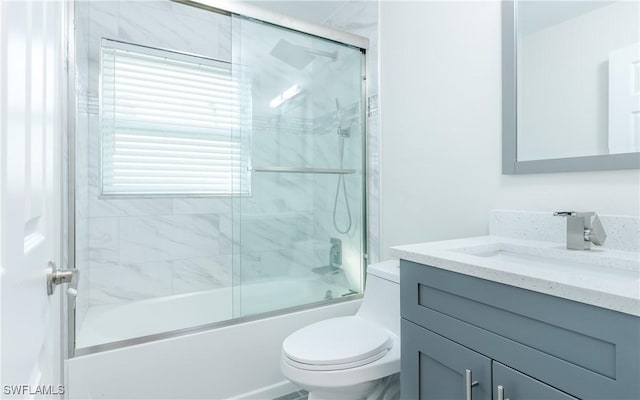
[{"x1": 98, "y1": 38, "x2": 252, "y2": 198}]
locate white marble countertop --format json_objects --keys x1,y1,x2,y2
[{"x1": 390, "y1": 236, "x2": 640, "y2": 317}]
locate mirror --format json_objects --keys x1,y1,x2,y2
[{"x1": 502, "y1": 0, "x2": 640, "y2": 174}]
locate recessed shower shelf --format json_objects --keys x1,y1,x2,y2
[{"x1": 249, "y1": 166, "x2": 357, "y2": 174}]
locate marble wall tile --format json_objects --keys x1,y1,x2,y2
[
  {"x1": 257, "y1": 252, "x2": 292, "y2": 280},
  {"x1": 236, "y1": 241, "x2": 318, "y2": 285},
  {"x1": 85, "y1": 114, "x2": 100, "y2": 186},
  {"x1": 324, "y1": 1, "x2": 378, "y2": 37},
  {"x1": 219, "y1": 213, "x2": 234, "y2": 255},
  {"x1": 89, "y1": 197, "x2": 174, "y2": 218},
  {"x1": 237, "y1": 252, "x2": 263, "y2": 283},
  {"x1": 75, "y1": 217, "x2": 90, "y2": 268},
  {"x1": 86, "y1": 1, "x2": 119, "y2": 49},
  {"x1": 312, "y1": 135, "x2": 340, "y2": 169},
  {"x1": 89, "y1": 217, "x2": 119, "y2": 265},
  {"x1": 240, "y1": 174, "x2": 314, "y2": 216},
  {"x1": 119, "y1": 214, "x2": 220, "y2": 264},
  {"x1": 89, "y1": 260, "x2": 173, "y2": 306},
  {"x1": 260, "y1": 239, "x2": 316, "y2": 279},
  {"x1": 173, "y1": 256, "x2": 233, "y2": 294},
  {"x1": 313, "y1": 238, "x2": 330, "y2": 271},
  {"x1": 117, "y1": 1, "x2": 226, "y2": 61},
  {"x1": 255, "y1": 174, "x2": 314, "y2": 214},
  {"x1": 251, "y1": 130, "x2": 313, "y2": 167},
  {"x1": 289, "y1": 240, "x2": 319, "y2": 277},
  {"x1": 172, "y1": 198, "x2": 232, "y2": 215},
  {"x1": 240, "y1": 212, "x2": 313, "y2": 253},
  {"x1": 169, "y1": 0, "x2": 220, "y2": 20}
]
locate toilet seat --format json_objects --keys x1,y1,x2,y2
[
  {"x1": 282, "y1": 316, "x2": 392, "y2": 371},
  {"x1": 284, "y1": 348, "x2": 389, "y2": 371}
]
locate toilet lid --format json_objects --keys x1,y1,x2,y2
[{"x1": 282, "y1": 316, "x2": 392, "y2": 367}]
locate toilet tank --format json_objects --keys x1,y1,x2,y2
[{"x1": 355, "y1": 260, "x2": 400, "y2": 336}]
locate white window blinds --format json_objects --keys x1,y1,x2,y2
[{"x1": 100, "y1": 39, "x2": 251, "y2": 196}]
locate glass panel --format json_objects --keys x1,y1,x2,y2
[
  {"x1": 72, "y1": 0, "x2": 365, "y2": 352},
  {"x1": 232, "y1": 16, "x2": 365, "y2": 316},
  {"x1": 73, "y1": 0, "x2": 236, "y2": 349}
]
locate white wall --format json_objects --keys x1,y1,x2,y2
[{"x1": 379, "y1": 1, "x2": 640, "y2": 259}]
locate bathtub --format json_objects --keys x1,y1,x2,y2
[
  {"x1": 77, "y1": 278, "x2": 353, "y2": 348},
  {"x1": 68, "y1": 278, "x2": 361, "y2": 399}
]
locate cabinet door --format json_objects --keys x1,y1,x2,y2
[
  {"x1": 492, "y1": 361, "x2": 579, "y2": 400},
  {"x1": 402, "y1": 320, "x2": 491, "y2": 400}
]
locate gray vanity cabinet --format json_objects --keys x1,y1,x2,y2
[
  {"x1": 402, "y1": 319, "x2": 577, "y2": 400},
  {"x1": 402, "y1": 319, "x2": 491, "y2": 400},
  {"x1": 400, "y1": 260, "x2": 640, "y2": 400},
  {"x1": 492, "y1": 362, "x2": 577, "y2": 400}
]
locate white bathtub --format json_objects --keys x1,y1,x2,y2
[
  {"x1": 77, "y1": 278, "x2": 352, "y2": 348},
  {"x1": 68, "y1": 278, "x2": 361, "y2": 399}
]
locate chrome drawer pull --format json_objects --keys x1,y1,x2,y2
[
  {"x1": 497, "y1": 385, "x2": 510, "y2": 400},
  {"x1": 465, "y1": 369, "x2": 479, "y2": 400}
]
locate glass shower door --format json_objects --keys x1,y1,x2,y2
[
  {"x1": 232, "y1": 16, "x2": 366, "y2": 317},
  {"x1": 73, "y1": 0, "x2": 240, "y2": 351},
  {"x1": 71, "y1": 0, "x2": 367, "y2": 354}
]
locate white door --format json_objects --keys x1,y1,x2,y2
[{"x1": 1, "y1": 0, "x2": 67, "y2": 397}]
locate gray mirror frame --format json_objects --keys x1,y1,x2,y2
[{"x1": 501, "y1": 0, "x2": 640, "y2": 175}]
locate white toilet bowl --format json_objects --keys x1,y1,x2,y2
[{"x1": 281, "y1": 260, "x2": 400, "y2": 400}]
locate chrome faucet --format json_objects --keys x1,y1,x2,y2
[{"x1": 554, "y1": 211, "x2": 607, "y2": 250}]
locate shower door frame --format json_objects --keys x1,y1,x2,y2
[{"x1": 66, "y1": 0, "x2": 371, "y2": 358}]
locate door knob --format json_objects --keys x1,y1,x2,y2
[{"x1": 46, "y1": 261, "x2": 79, "y2": 295}]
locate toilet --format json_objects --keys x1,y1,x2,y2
[{"x1": 281, "y1": 260, "x2": 400, "y2": 400}]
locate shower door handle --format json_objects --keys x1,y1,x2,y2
[{"x1": 46, "y1": 261, "x2": 79, "y2": 295}]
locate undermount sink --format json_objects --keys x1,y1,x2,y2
[{"x1": 451, "y1": 241, "x2": 640, "y2": 272}]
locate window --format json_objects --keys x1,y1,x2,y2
[{"x1": 100, "y1": 39, "x2": 250, "y2": 196}]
